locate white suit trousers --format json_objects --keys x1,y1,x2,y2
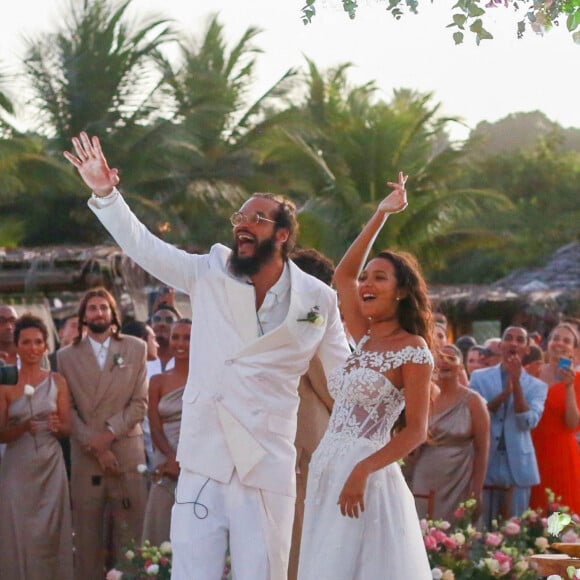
[{"x1": 170, "y1": 469, "x2": 295, "y2": 580}]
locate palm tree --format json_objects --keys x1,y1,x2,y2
[
  {"x1": 23, "y1": 0, "x2": 175, "y2": 150},
  {"x1": 11, "y1": 0, "x2": 176, "y2": 243},
  {"x1": 139, "y1": 13, "x2": 298, "y2": 248},
  {"x1": 273, "y1": 61, "x2": 511, "y2": 273}
]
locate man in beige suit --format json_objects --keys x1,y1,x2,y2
[{"x1": 57, "y1": 287, "x2": 148, "y2": 580}]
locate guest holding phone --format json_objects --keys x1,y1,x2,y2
[{"x1": 530, "y1": 323, "x2": 580, "y2": 514}]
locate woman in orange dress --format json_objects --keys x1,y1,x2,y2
[{"x1": 530, "y1": 323, "x2": 580, "y2": 514}]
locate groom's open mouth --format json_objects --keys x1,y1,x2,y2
[{"x1": 235, "y1": 231, "x2": 257, "y2": 254}]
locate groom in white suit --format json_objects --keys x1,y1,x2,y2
[{"x1": 64, "y1": 132, "x2": 350, "y2": 580}]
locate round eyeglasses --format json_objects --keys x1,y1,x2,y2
[{"x1": 230, "y1": 211, "x2": 277, "y2": 227}]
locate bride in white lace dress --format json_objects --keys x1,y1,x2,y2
[{"x1": 298, "y1": 174, "x2": 433, "y2": 579}]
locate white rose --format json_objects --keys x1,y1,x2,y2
[
  {"x1": 146, "y1": 564, "x2": 159, "y2": 575},
  {"x1": 136, "y1": 464, "x2": 148, "y2": 474},
  {"x1": 442, "y1": 571, "x2": 455, "y2": 580},
  {"x1": 546, "y1": 575, "x2": 564, "y2": 580},
  {"x1": 106, "y1": 569, "x2": 123, "y2": 580},
  {"x1": 485, "y1": 558, "x2": 500, "y2": 574},
  {"x1": 312, "y1": 314, "x2": 325, "y2": 327},
  {"x1": 24, "y1": 384, "x2": 35, "y2": 397},
  {"x1": 452, "y1": 532, "x2": 466, "y2": 546},
  {"x1": 515, "y1": 559, "x2": 529, "y2": 572},
  {"x1": 431, "y1": 568, "x2": 443, "y2": 580},
  {"x1": 125, "y1": 550, "x2": 135, "y2": 560},
  {"x1": 159, "y1": 541, "x2": 172, "y2": 555},
  {"x1": 535, "y1": 536, "x2": 549, "y2": 550}
]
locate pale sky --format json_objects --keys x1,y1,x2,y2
[{"x1": 2, "y1": 0, "x2": 579, "y2": 140}]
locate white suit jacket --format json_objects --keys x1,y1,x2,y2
[{"x1": 89, "y1": 192, "x2": 350, "y2": 496}]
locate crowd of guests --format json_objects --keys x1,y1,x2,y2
[
  {"x1": 1, "y1": 231, "x2": 579, "y2": 578},
  {"x1": 403, "y1": 315, "x2": 580, "y2": 530},
  {"x1": 2, "y1": 285, "x2": 579, "y2": 579}
]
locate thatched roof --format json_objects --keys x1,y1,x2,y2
[
  {"x1": 492, "y1": 242, "x2": 580, "y2": 293},
  {"x1": 430, "y1": 243, "x2": 580, "y2": 333}
]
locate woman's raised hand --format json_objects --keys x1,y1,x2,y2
[
  {"x1": 378, "y1": 171, "x2": 408, "y2": 215},
  {"x1": 63, "y1": 131, "x2": 120, "y2": 197}
]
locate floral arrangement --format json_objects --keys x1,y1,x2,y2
[
  {"x1": 298, "y1": 305, "x2": 324, "y2": 327},
  {"x1": 106, "y1": 541, "x2": 172, "y2": 580},
  {"x1": 112, "y1": 353, "x2": 125, "y2": 369},
  {"x1": 107, "y1": 541, "x2": 232, "y2": 579},
  {"x1": 423, "y1": 496, "x2": 580, "y2": 580}
]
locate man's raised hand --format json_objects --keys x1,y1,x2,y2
[{"x1": 63, "y1": 131, "x2": 120, "y2": 197}]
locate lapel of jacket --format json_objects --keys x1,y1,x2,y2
[
  {"x1": 224, "y1": 275, "x2": 258, "y2": 344},
  {"x1": 93, "y1": 337, "x2": 122, "y2": 408},
  {"x1": 234, "y1": 262, "x2": 310, "y2": 359}
]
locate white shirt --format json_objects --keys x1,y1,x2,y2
[{"x1": 88, "y1": 336, "x2": 111, "y2": 371}]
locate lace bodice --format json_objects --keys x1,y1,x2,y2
[{"x1": 312, "y1": 337, "x2": 433, "y2": 470}]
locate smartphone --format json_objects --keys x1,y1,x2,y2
[{"x1": 558, "y1": 357, "x2": 572, "y2": 370}]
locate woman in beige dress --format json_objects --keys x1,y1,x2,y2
[
  {"x1": 142, "y1": 318, "x2": 191, "y2": 545},
  {"x1": 0, "y1": 314, "x2": 73, "y2": 580},
  {"x1": 411, "y1": 344, "x2": 490, "y2": 523}
]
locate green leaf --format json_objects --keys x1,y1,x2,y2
[
  {"x1": 453, "y1": 13, "x2": 468, "y2": 27},
  {"x1": 453, "y1": 31, "x2": 464, "y2": 44},
  {"x1": 467, "y1": 1, "x2": 485, "y2": 17},
  {"x1": 567, "y1": 9, "x2": 580, "y2": 31}
]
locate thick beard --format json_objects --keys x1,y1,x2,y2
[
  {"x1": 86, "y1": 321, "x2": 112, "y2": 335},
  {"x1": 230, "y1": 234, "x2": 277, "y2": 277}
]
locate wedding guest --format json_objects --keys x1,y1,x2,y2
[
  {"x1": 434, "y1": 322, "x2": 448, "y2": 349},
  {"x1": 470, "y1": 326, "x2": 548, "y2": 527},
  {"x1": 455, "y1": 334, "x2": 477, "y2": 366},
  {"x1": 121, "y1": 319, "x2": 160, "y2": 470},
  {"x1": 530, "y1": 323, "x2": 580, "y2": 514},
  {"x1": 482, "y1": 337, "x2": 502, "y2": 367},
  {"x1": 287, "y1": 248, "x2": 335, "y2": 580},
  {"x1": 0, "y1": 304, "x2": 18, "y2": 365},
  {"x1": 148, "y1": 303, "x2": 179, "y2": 375},
  {"x1": 64, "y1": 131, "x2": 349, "y2": 580},
  {"x1": 298, "y1": 174, "x2": 433, "y2": 578},
  {"x1": 411, "y1": 344, "x2": 490, "y2": 523},
  {"x1": 0, "y1": 314, "x2": 73, "y2": 580},
  {"x1": 142, "y1": 318, "x2": 191, "y2": 545},
  {"x1": 466, "y1": 345, "x2": 487, "y2": 377},
  {"x1": 57, "y1": 287, "x2": 148, "y2": 580},
  {"x1": 523, "y1": 342, "x2": 544, "y2": 379},
  {"x1": 49, "y1": 313, "x2": 82, "y2": 479}
]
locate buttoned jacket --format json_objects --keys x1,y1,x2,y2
[
  {"x1": 90, "y1": 193, "x2": 350, "y2": 496},
  {"x1": 57, "y1": 335, "x2": 148, "y2": 446},
  {"x1": 470, "y1": 364, "x2": 547, "y2": 487}
]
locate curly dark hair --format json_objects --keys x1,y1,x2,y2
[
  {"x1": 251, "y1": 193, "x2": 299, "y2": 260},
  {"x1": 14, "y1": 314, "x2": 48, "y2": 345},
  {"x1": 376, "y1": 250, "x2": 433, "y2": 349}
]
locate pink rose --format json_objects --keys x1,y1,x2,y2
[
  {"x1": 424, "y1": 534, "x2": 438, "y2": 551},
  {"x1": 442, "y1": 536, "x2": 457, "y2": 550},
  {"x1": 503, "y1": 521, "x2": 521, "y2": 535},
  {"x1": 485, "y1": 532, "x2": 503, "y2": 547},
  {"x1": 493, "y1": 551, "x2": 513, "y2": 575},
  {"x1": 106, "y1": 570, "x2": 123, "y2": 580},
  {"x1": 562, "y1": 529, "x2": 579, "y2": 543}
]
